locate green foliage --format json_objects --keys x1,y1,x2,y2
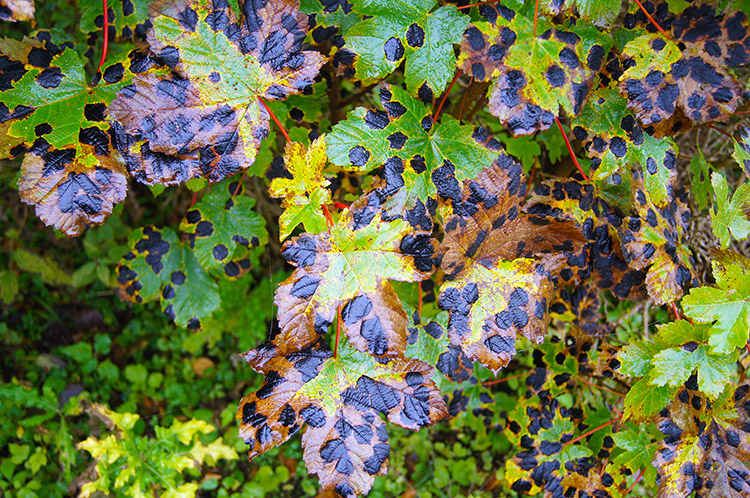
[
  {"x1": 78, "y1": 402, "x2": 237, "y2": 498},
  {"x1": 3, "y1": 0, "x2": 750, "y2": 497}
]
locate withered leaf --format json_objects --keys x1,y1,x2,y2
[
  {"x1": 619, "y1": 6, "x2": 750, "y2": 136},
  {"x1": 437, "y1": 155, "x2": 588, "y2": 373},
  {"x1": 274, "y1": 206, "x2": 437, "y2": 357},
  {"x1": 109, "y1": 0, "x2": 326, "y2": 186},
  {"x1": 236, "y1": 340, "x2": 448, "y2": 498},
  {"x1": 654, "y1": 380, "x2": 750, "y2": 498},
  {"x1": 0, "y1": 0, "x2": 34, "y2": 22}
]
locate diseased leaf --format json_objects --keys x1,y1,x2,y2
[
  {"x1": 269, "y1": 136, "x2": 332, "y2": 241},
  {"x1": 0, "y1": 37, "x2": 144, "y2": 235},
  {"x1": 236, "y1": 340, "x2": 448, "y2": 498},
  {"x1": 342, "y1": 0, "x2": 469, "y2": 95},
  {"x1": 116, "y1": 226, "x2": 220, "y2": 329},
  {"x1": 0, "y1": 0, "x2": 34, "y2": 22},
  {"x1": 710, "y1": 171, "x2": 750, "y2": 249},
  {"x1": 180, "y1": 179, "x2": 268, "y2": 273},
  {"x1": 539, "y1": 0, "x2": 621, "y2": 28},
  {"x1": 682, "y1": 256, "x2": 750, "y2": 355},
  {"x1": 109, "y1": 0, "x2": 326, "y2": 186},
  {"x1": 458, "y1": 3, "x2": 610, "y2": 135},
  {"x1": 79, "y1": 0, "x2": 149, "y2": 39},
  {"x1": 571, "y1": 87, "x2": 678, "y2": 206},
  {"x1": 653, "y1": 380, "x2": 750, "y2": 498},
  {"x1": 405, "y1": 310, "x2": 472, "y2": 384},
  {"x1": 327, "y1": 84, "x2": 495, "y2": 204},
  {"x1": 274, "y1": 205, "x2": 437, "y2": 357},
  {"x1": 618, "y1": 6, "x2": 750, "y2": 136},
  {"x1": 437, "y1": 157, "x2": 587, "y2": 373}
]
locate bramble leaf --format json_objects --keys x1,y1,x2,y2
[
  {"x1": 274, "y1": 206, "x2": 437, "y2": 357},
  {"x1": 109, "y1": 0, "x2": 326, "y2": 186},
  {"x1": 180, "y1": 179, "x2": 268, "y2": 273},
  {"x1": 710, "y1": 171, "x2": 750, "y2": 249},
  {"x1": 269, "y1": 136, "x2": 331, "y2": 241},
  {"x1": 0, "y1": 0, "x2": 33, "y2": 22},
  {"x1": 0, "y1": 37, "x2": 143, "y2": 235},
  {"x1": 342, "y1": 0, "x2": 469, "y2": 95},
  {"x1": 236, "y1": 340, "x2": 448, "y2": 498},
  {"x1": 683, "y1": 256, "x2": 750, "y2": 355}
]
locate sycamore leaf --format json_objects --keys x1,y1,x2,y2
[
  {"x1": 180, "y1": 179, "x2": 268, "y2": 274},
  {"x1": 539, "y1": 0, "x2": 621, "y2": 28},
  {"x1": 618, "y1": 175, "x2": 697, "y2": 305},
  {"x1": 437, "y1": 158, "x2": 587, "y2": 373},
  {"x1": 654, "y1": 381, "x2": 750, "y2": 498},
  {"x1": 612, "y1": 423, "x2": 658, "y2": 481},
  {"x1": 269, "y1": 136, "x2": 331, "y2": 241},
  {"x1": 0, "y1": 37, "x2": 146, "y2": 235},
  {"x1": 683, "y1": 256, "x2": 750, "y2": 355},
  {"x1": 458, "y1": 3, "x2": 610, "y2": 135},
  {"x1": 734, "y1": 126, "x2": 750, "y2": 177},
  {"x1": 342, "y1": 0, "x2": 468, "y2": 96},
  {"x1": 523, "y1": 179, "x2": 648, "y2": 301},
  {"x1": 327, "y1": 84, "x2": 495, "y2": 205},
  {"x1": 711, "y1": 171, "x2": 750, "y2": 249},
  {"x1": 236, "y1": 340, "x2": 448, "y2": 498},
  {"x1": 0, "y1": 0, "x2": 33, "y2": 21},
  {"x1": 619, "y1": 6, "x2": 750, "y2": 136},
  {"x1": 623, "y1": 377, "x2": 675, "y2": 422},
  {"x1": 405, "y1": 310, "x2": 473, "y2": 384},
  {"x1": 274, "y1": 206, "x2": 437, "y2": 357},
  {"x1": 109, "y1": 0, "x2": 326, "y2": 186},
  {"x1": 116, "y1": 226, "x2": 219, "y2": 329},
  {"x1": 571, "y1": 87, "x2": 678, "y2": 206},
  {"x1": 689, "y1": 148, "x2": 713, "y2": 212},
  {"x1": 79, "y1": 0, "x2": 149, "y2": 39}
]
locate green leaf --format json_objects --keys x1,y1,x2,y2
[
  {"x1": 268, "y1": 137, "x2": 331, "y2": 241},
  {"x1": 1, "y1": 38, "x2": 133, "y2": 235},
  {"x1": 327, "y1": 84, "x2": 495, "y2": 202},
  {"x1": 344, "y1": 0, "x2": 468, "y2": 95},
  {"x1": 683, "y1": 257, "x2": 750, "y2": 355},
  {"x1": 623, "y1": 377, "x2": 674, "y2": 421},
  {"x1": 116, "y1": 226, "x2": 220, "y2": 329},
  {"x1": 710, "y1": 171, "x2": 750, "y2": 249},
  {"x1": 734, "y1": 126, "x2": 750, "y2": 177},
  {"x1": 79, "y1": 0, "x2": 149, "y2": 36},
  {"x1": 689, "y1": 149, "x2": 713, "y2": 212},
  {"x1": 181, "y1": 179, "x2": 268, "y2": 271}
]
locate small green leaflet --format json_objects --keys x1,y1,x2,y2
[
  {"x1": 689, "y1": 148, "x2": 713, "y2": 212},
  {"x1": 180, "y1": 179, "x2": 268, "y2": 271},
  {"x1": 326, "y1": 84, "x2": 495, "y2": 202},
  {"x1": 710, "y1": 171, "x2": 750, "y2": 249},
  {"x1": 734, "y1": 126, "x2": 750, "y2": 177},
  {"x1": 683, "y1": 256, "x2": 750, "y2": 355},
  {"x1": 116, "y1": 226, "x2": 220, "y2": 329},
  {"x1": 344, "y1": 0, "x2": 469, "y2": 95},
  {"x1": 541, "y1": 0, "x2": 621, "y2": 28}
]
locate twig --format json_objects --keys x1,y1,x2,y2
[
  {"x1": 435, "y1": 70, "x2": 462, "y2": 120},
  {"x1": 555, "y1": 116, "x2": 589, "y2": 180},
  {"x1": 96, "y1": 0, "x2": 109, "y2": 71},
  {"x1": 483, "y1": 372, "x2": 525, "y2": 386},
  {"x1": 258, "y1": 97, "x2": 290, "y2": 143},
  {"x1": 633, "y1": 0, "x2": 671, "y2": 38},
  {"x1": 577, "y1": 377, "x2": 627, "y2": 398}
]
